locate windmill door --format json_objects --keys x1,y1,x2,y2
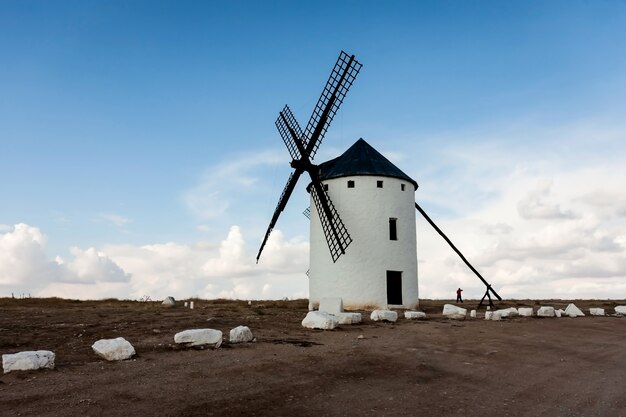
[{"x1": 386, "y1": 271, "x2": 403, "y2": 305}]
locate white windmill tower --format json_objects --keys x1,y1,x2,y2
[
  {"x1": 308, "y1": 138, "x2": 419, "y2": 310},
  {"x1": 257, "y1": 51, "x2": 502, "y2": 311}
]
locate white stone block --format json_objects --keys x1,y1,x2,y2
[
  {"x1": 518, "y1": 307, "x2": 533, "y2": 317},
  {"x1": 229, "y1": 326, "x2": 254, "y2": 343},
  {"x1": 565, "y1": 303, "x2": 585, "y2": 317},
  {"x1": 174, "y1": 329, "x2": 223, "y2": 348},
  {"x1": 615, "y1": 306, "x2": 626, "y2": 315},
  {"x1": 335, "y1": 312, "x2": 362, "y2": 324},
  {"x1": 162, "y1": 296, "x2": 175, "y2": 306},
  {"x1": 92, "y1": 337, "x2": 135, "y2": 361},
  {"x1": 319, "y1": 297, "x2": 343, "y2": 315},
  {"x1": 494, "y1": 307, "x2": 518, "y2": 319},
  {"x1": 491, "y1": 311, "x2": 502, "y2": 321},
  {"x1": 404, "y1": 311, "x2": 427, "y2": 320},
  {"x1": 2, "y1": 350, "x2": 55, "y2": 374},
  {"x1": 589, "y1": 308, "x2": 605, "y2": 316},
  {"x1": 537, "y1": 306, "x2": 555, "y2": 317},
  {"x1": 301, "y1": 311, "x2": 339, "y2": 329},
  {"x1": 442, "y1": 304, "x2": 466, "y2": 320},
  {"x1": 370, "y1": 310, "x2": 398, "y2": 322},
  {"x1": 484, "y1": 311, "x2": 493, "y2": 320},
  {"x1": 470, "y1": 310, "x2": 476, "y2": 318},
  {"x1": 555, "y1": 309, "x2": 563, "y2": 318}
]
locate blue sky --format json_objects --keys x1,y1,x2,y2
[{"x1": 1, "y1": 1, "x2": 626, "y2": 300}]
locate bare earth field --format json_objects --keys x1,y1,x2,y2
[{"x1": 0, "y1": 298, "x2": 624, "y2": 417}]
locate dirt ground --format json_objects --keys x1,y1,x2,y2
[{"x1": 0, "y1": 298, "x2": 624, "y2": 417}]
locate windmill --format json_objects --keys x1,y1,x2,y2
[{"x1": 257, "y1": 51, "x2": 501, "y2": 310}]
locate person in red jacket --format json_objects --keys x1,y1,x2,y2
[{"x1": 456, "y1": 288, "x2": 463, "y2": 303}]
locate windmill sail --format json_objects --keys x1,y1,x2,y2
[
  {"x1": 310, "y1": 184, "x2": 353, "y2": 262},
  {"x1": 256, "y1": 51, "x2": 361, "y2": 263},
  {"x1": 303, "y1": 51, "x2": 362, "y2": 160}
]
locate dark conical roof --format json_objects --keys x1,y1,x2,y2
[{"x1": 318, "y1": 138, "x2": 418, "y2": 189}]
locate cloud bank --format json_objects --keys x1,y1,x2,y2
[{"x1": 0, "y1": 223, "x2": 309, "y2": 300}]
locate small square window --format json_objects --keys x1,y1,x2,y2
[
  {"x1": 377, "y1": 180, "x2": 383, "y2": 188},
  {"x1": 401, "y1": 184, "x2": 406, "y2": 191},
  {"x1": 347, "y1": 180, "x2": 355, "y2": 188}
]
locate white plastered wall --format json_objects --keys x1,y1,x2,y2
[{"x1": 309, "y1": 175, "x2": 418, "y2": 310}]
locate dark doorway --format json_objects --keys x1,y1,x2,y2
[{"x1": 386, "y1": 271, "x2": 402, "y2": 305}]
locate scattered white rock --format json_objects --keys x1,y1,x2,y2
[
  {"x1": 370, "y1": 310, "x2": 398, "y2": 322},
  {"x1": 518, "y1": 307, "x2": 533, "y2": 317},
  {"x1": 614, "y1": 306, "x2": 626, "y2": 315},
  {"x1": 470, "y1": 310, "x2": 476, "y2": 318},
  {"x1": 162, "y1": 296, "x2": 176, "y2": 306},
  {"x1": 301, "y1": 311, "x2": 339, "y2": 330},
  {"x1": 335, "y1": 312, "x2": 362, "y2": 324},
  {"x1": 537, "y1": 306, "x2": 555, "y2": 317},
  {"x1": 490, "y1": 311, "x2": 503, "y2": 321},
  {"x1": 442, "y1": 304, "x2": 466, "y2": 320},
  {"x1": 319, "y1": 297, "x2": 343, "y2": 315},
  {"x1": 174, "y1": 329, "x2": 223, "y2": 348},
  {"x1": 555, "y1": 309, "x2": 563, "y2": 318},
  {"x1": 589, "y1": 308, "x2": 605, "y2": 316},
  {"x1": 92, "y1": 337, "x2": 135, "y2": 361},
  {"x1": 404, "y1": 311, "x2": 427, "y2": 320},
  {"x1": 494, "y1": 307, "x2": 519, "y2": 319},
  {"x1": 229, "y1": 326, "x2": 254, "y2": 343},
  {"x1": 2, "y1": 350, "x2": 55, "y2": 374},
  {"x1": 484, "y1": 311, "x2": 493, "y2": 320},
  {"x1": 565, "y1": 303, "x2": 585, "y2": 318}
]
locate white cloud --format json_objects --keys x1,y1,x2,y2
[
  {"x1": 183, "y1": 150, "x2": 285, "y2": 220},
  {"x1": 415, "y1": 146, "x2": 626, "y2": 299},
  {"x1": 98, "y1": 213, "x2": 132, "y2": 227},
  {"x1": 0, "y1": 224, "x2": 62, "y2": 289},
  {"x1": 0, "y1": 222, "x2": 309, "y2": 300},
  {"x1": 0, "y1": 224, "x2": 128, "y2": 296},
  {"x1": 64, "y1": 247, "x2": 131, "y2": 283},
  {"x1": 517, "y1": 179, "x2": 576, "y2": 220}
]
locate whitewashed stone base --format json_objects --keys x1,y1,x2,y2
[
  {"x1": 175, "y1": 329, "x2": 223, "y2": 348},
  {"x1": 615, "y1": 306, "x2": 626, "y2": 315},
  {"x1": 302, "y1": 311, "x2": 339, "y2": 329},
  {"x1": 470, "y1": 310, "x2": 476, "y2": 318},
  {"x1": 589, "y1": 308, "x2": 605, "y2": 316},
  {"x1": 494, "y1": 308, "x2": 518, "y2": 318},
  {"x1": 518, "y1": 307, "x2": 533, "y2": 317},
  {"x1": 2, "y1": 350, "x2": 55, "y2": 374},
  {"x1": 370, "y1": 310, "x2": 398, "y2": 322},
  {"x1": 229, "y1": 326, "x2": 254, "y2": 343},
  {"x1": 335, "y1": 312, "x2": 362, "y2": 324},
  {"x1": 484, "y1": 311, "x2": 493, "y2": 320},
  {"x1": 319, "y1": 297, "x2": 343, "y2": 315},
  {"x1": 92, "y1": 337, "x2": 136, "y2": 361},
  {"x1": 404, "y1": 311, "x2": 427, "y2": 320},
  {"x1": 442, "y1": 304, "x2": 466, "y2": 320},
  {"x1": 537, "y1": 306, "x2": 555, "y2": 317},
  {"x1": 565, "y1": 304, "x2": 585, "y2": 317},
  {"x1": 555, "y1": 309, "x2": 564, "y2": 318},
  {"x1": 491, "y1": 311, "x2": 503, "y2": 321}
]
